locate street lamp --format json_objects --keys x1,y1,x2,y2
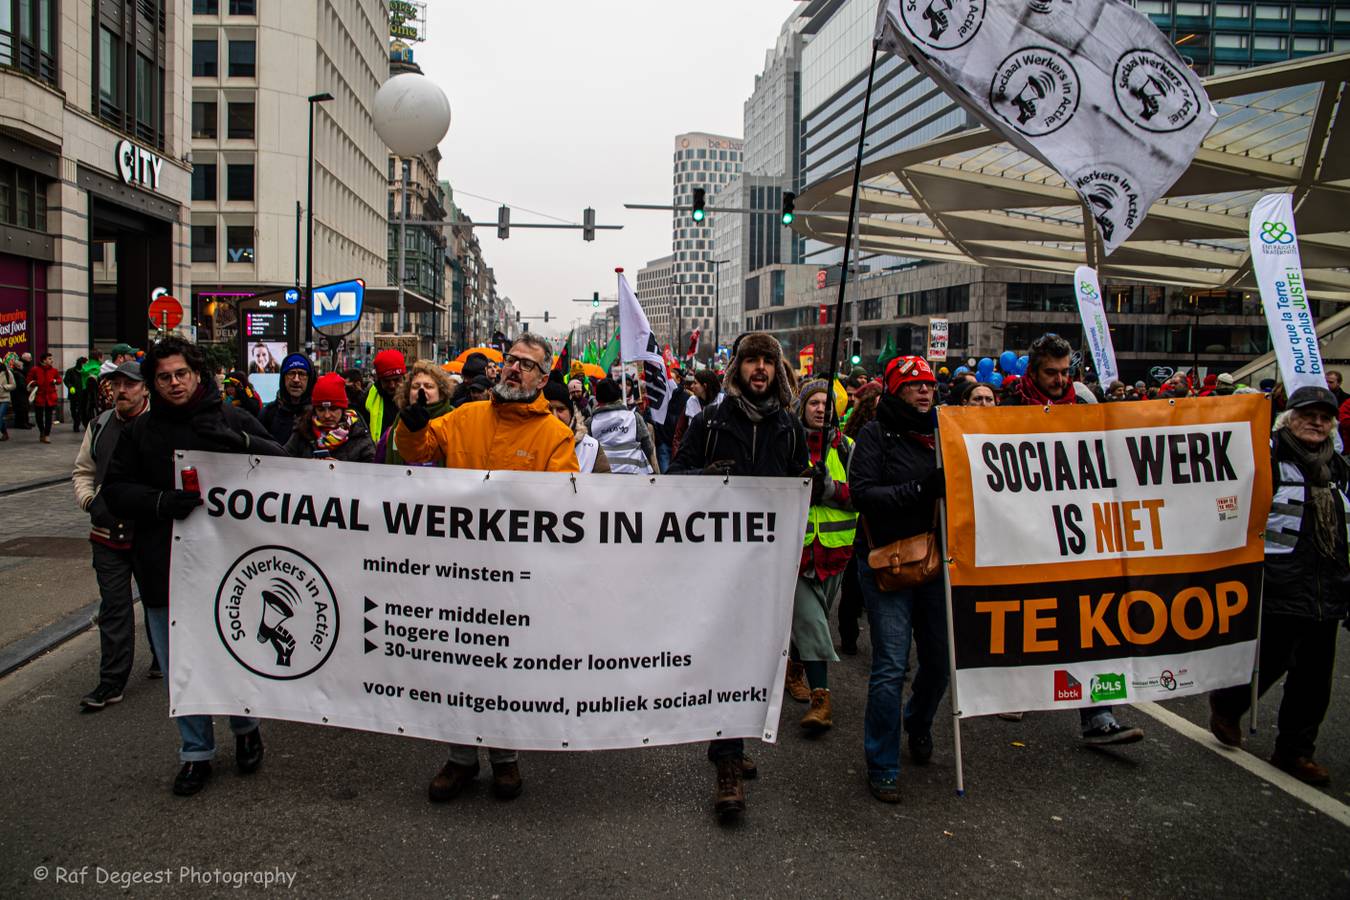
[
  {"x1": 304, "y1": 91, "x2": 334, "y2": 352},
  {"x1": 372, "y1": 73, "x2": 452, "y2": 338}
]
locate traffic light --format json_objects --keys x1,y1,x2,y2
[
  {"x1": 849, "y1": 339, "x2": 862, "y2": 366},
  {"x1": 582, "y1": 207, "x2": 595, "y2": 242},
  {"x1": 781, "y1": 191, "x2": 796, "y2": 225},
  {"x1": 543, "y1": 310, "x2": 550, "y2": 323},
  {"x1": 591, "y1": 292, "x2": 600, "y2": 308},
  {"x1": 691, "y1": 187, "x2": 706, "y2": 223},
  {"x1": 497, "y1": 205, "x2": 510, "y2": 240}
]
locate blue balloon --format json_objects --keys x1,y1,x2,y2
[
  {"x1": 989, "y1": 372, "x2": 1003, "y2": 388},
  {"x1": 977, "y1": 357, "x2": 994, "y2": 374},
  {"x1": 954, "y1": 365, "x2": 970, "y2": 375},
  {"x1": 999, "y1": 350, "x2": 1017, "y2": 372},
  {"x1": 1016, "y1": 355, "x2": 1029, "y2": 376}
]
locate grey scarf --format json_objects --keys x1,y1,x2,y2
[
  {"x1": 1278, "y1": 427, "x2": 1343, "y2": 560},
  {"x1": 734, "y1": 392, "x2": 780, "y2": 424}
]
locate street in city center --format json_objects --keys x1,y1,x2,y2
[{"x1": 0, "y1": 437, "x2": 1346, "y2": 898}]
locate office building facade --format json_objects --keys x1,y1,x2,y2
[
  {"x1": 1134, "y1": 1, "x2": 1347, "y2": 75},
  {"x1": 671, "y1": 132, "x2": 741, "y2": 358}
]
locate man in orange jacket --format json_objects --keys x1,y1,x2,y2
[{"x1": 395, "y1": 332, "x2": 577, "y2": 803}]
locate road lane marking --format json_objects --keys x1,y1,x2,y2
[{"x1": 1135, "y1": 701, "x2": 1350, "y2": 828}]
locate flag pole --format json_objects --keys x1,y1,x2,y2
[
  {"x1": 1249, "y1": 571, "x2": 1265, "y2": 734},
  {"x1": 617, "y1": 268, "x2": 629, "y2": 406},
  {"x1": 822, "y1": 41, "x2": 880, "y2": 427},
  {"x1": 935, "y1": 435, "x2": 965, "y2": 797}
]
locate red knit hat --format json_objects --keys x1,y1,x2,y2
[
  {"x1": 373, "y1": 349, "x2": 406, "y2": 378},
  {"x1": 311, "y1": 372, "x2": 349, "y2": 408},
  {"x1": 884, "y1": 356, "x2": 936, "y2": 394}
]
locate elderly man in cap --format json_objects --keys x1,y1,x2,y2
[
  {"x1": 72, "y1": 361, "x2": 157, "y2": 710},
  {"x1": 360, "y1": 349, "x2": 407, "y2": 441},
  {"x1": 94, "y1": 343, "x2": 139, "y2": 415},
  {"x1": 1210, "y1": 385, "x2": 1350, "y2": 784}
]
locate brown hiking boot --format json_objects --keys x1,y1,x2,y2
[
  {"x1": 785, "y1": 660, "x2": 810, "y2": 703},
  {"x1": 714, "y1": 758, "x2": 745, "y2": 817},
  {"x1": 739, "y1": 755, "x2": 757, "y2": 779},
  {"x1": 427, "y1": 759, "x2": 479, "y2": 802},
  {"x1": 491, "y1": 761, "x2": 523, "y2": 799},
  {"x1": 801, "y1": 688, "x2": 833, "y2": 732},
  {"x1": 1208, "y1": 696, "x2": 1242, "y2": 748},
  {"x1": 1270, "y1": 753, "x2": 1330, "y2": 785}
]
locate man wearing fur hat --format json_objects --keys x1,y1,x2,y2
[{"x1": 669, "y1": 331, "x2": 809, "y2": 818}]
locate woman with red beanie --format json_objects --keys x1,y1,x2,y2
[
  {"x1": 285, "y1": 372, "x2": 375, "y2": 462},
  {"x1": 850, "y1": 355, "x2": 949, "y2": 803}
]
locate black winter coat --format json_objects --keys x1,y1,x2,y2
[
  {"x1": 284, "y1": 411, "x2": 376, "y2": 463},
  {"x1": 1264, "y1": 438, "x2": 1350, "y2": 621},
  {"x1": 850, "y1": 396, "x2": 940, "y2": 549},
  {"x1": 668, "y1": 394, "x2": 807, "y2": 477},
  {"x1": 102, "y1": 381, "x2": 287, "y2": 608}
]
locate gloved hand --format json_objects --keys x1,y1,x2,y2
[
  {"x1": 921, "y1": 467, "x2": 946, "y2": 500},
  {"x1": 703, "y1": 459, "x2": 736, "y2": 477},
  {"x1": 159, "y1": 490, "x2": 203, "y2": 521},
  {"x1": 400, "y1": 388, "x2": 432, "y2": 432},
  {"x1": 195, "y1": 416, "x2": 247, "y2": 451},
  {"x1": 807, "y1": 465, "x2": 829, "y2": 504}
]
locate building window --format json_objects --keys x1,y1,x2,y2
[
  {"x1": 0, "y1": 0, "x2": 57, "y2": 85},
  {"x1": 1214, "y1": 33, "x2": 1249, "y2": 48},
  {"x1": 1293, "y1": 37, "x2": 1326, "y2": 52},
  {"x1": 191, "y1": 225, "x2": 217, "y2": 262},
  {"x1": 192, "y1": 100, "x2": 217, "y2": 138},
  {"x1": 229, "y1": 0, "x2": 256, "y2": 13},
  {"x1": 227, "y1": 101, "x2": 254, "y2": 138},
  {"x1": 1253, "y1": 4, "x2": 1287, "y2": 19},
  {"x1": 1214, "y1": 3, "x2": 1248, "y2": 17},
  {"x1": 228, "y1": 40, "x2": 255, "y2": 77},
  {"x1": 97, "y1": 27, "x2": 120, "y2": 110},
  {"x1": 193, "y1": 0, "x2": 219, "y2": 12},
  {"x1": 226, "y1": 225, "x2": 254, "y2": 263},
  {"x1": 1174, "y1": 2, "x2": 1210, "y2": 15},
  {"x1": 191, "y1": 163, "x2": 216, "y2": 201},
  {"x1": 193, "y1": 39, "x2": 218, "y2": 77},
  {"x1": 226, "y1": 163, "x2": 253, "y2": 200},
  {"x1": 0, "y1": 162, "x2": 48, "y2": 231},
  {"x1": 136, "y1": 54, "x2": 157, "y2": 131},
  {"x1": 97, "y1": 3, "x2": 167, "y2": 148},
  {"x1": 1253, "y1": 34, "x2": 1287, "y2": 51},
  {"x1": 1135, "y1": 1, "x2": 1168, "y2": 13},
  {"x1": 1293, "y1": 6, "x2": 1327, "y2": 22}
]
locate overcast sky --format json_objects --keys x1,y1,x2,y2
[{"x1": 414, "y1": 2, "x2": 792, "y2": 336}]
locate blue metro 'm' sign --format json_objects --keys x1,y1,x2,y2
[{"x1": 311, "y1": 279, "x2": 364, "y2": 329}]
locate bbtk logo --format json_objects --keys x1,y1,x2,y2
[{"x1": 1053, "y1": 669, "x2": 1082, "y2": 701}]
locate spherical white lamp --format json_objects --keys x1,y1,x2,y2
[{"x1": 373, "y1": 73, "x2": 451, "y2": 156}]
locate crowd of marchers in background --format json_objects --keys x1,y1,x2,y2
[{"x1": 12, "y1": 325, "x2": 1342, "y2": 819}]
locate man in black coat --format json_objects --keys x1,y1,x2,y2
[
  {"x1": 259, "y1": 352, "x2": 314, "y2": 444},
  {"x1": 669, "y1": 331, "x2": 808, "y2": 818},
  {"x1": 103, "y1": 336, "x2": 287, "y2": 797}
]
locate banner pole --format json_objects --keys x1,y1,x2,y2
[
  {"x1": 1249, "y1": 570, "x2": 1265, "y2": 734},
  {"x1": 618, "y1": 270, "x2": 630, "y2": 406},
  {"x1": 935, "y1": 437, "x2": 965, "y2": 797},
  {"x1": 822, "y1": 41, "x2": 880, "y2": 429}
]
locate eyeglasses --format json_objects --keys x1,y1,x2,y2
[
  {"x1": 154, "y1": 368, "x2": 195, "y2": 386},
  {"x1": 502, "y1": 353, "x2": 545, "y2": 375}
]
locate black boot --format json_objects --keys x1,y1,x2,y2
[
  {"x1": 236, "y1": 728, "x2": 264, "y2": 774},
  {"x1": 173, "y1": 761, "x2": 212, "y2": 796}
]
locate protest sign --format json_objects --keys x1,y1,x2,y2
[
  {"x1": 1073, "y1": 266, "x2": 1119, "y2": 386},
  {"x1": 1249, "y1": 192, "x2": 1323, "y2": 394},
  {"x1": 927, "y1": 318, "x2": 949, "y2": 362},
  {"x1": 169, "y1": 452, "x2": 808, "y2": 750},
  {"x1": 938, "y1": 397, "x2": 1271, "y2": 718}
]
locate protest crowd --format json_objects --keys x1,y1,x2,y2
[{"x1": 38, "y1": 323, "x2": 1343, "y2": 818}]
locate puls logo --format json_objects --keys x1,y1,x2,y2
[
  {"x1": 1259, "y1": 220, "x2": 1295, "y2": 245},
  {"x1": 1053, "y1": 669, "x2": 1082, "y2": 702},
  {"x1": 1074, "y1": 166, "x2": 1141, "y2": 247},
  {"x1": 1090, "y1": 673, "x2": 1127, "y2": 703},
  {"x1": 215, "y1": 546, "x2": 340, "y2": 680},
  {"x1": 1113, "y1": 49, "x2": 1201, "y2": 134},
  {"x1": 900, "y1": 0, "x2": 986, "y2": 51},
  {"x1": 990, "y1": 47, "x2": 1080, "y2": 137}
]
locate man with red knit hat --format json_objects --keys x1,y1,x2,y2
[{"x1": 361, "y1": 349, "x2": 406, "y2": 441}]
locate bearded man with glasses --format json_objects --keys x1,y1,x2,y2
[{"x1": 395, "y1": 332, "x2": 578, "y2": 803}]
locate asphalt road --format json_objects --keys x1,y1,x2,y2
[{"x1": 1, "y1": 607, "x2": 1347, "y2": 898}]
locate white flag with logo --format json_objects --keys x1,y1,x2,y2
[
  {"x1": 618, "y1": 272, "x2": 675, "y2": 425},
  {"x1": 1073, "y1": 266, "x2": 1119, "y2": 385},
  {"x1": 875, "y1": 0, "x2": 1217, "y2": 254},
  {"x1": 1249, "y1": 193, "x2": 1323, "y2": 394}
]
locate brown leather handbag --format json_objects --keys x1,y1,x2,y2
[{"x1": 862, "y1": 511, "x2": 941, "y2": 592}]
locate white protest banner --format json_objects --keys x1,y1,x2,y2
[
  {"x1": 938, "y1": 397, "x2": 1271, "y2": 717},
  {"x1": 169, "y1": 453, "x2": 808, "y2": 750},
  {"x1": 1249, "y1": 193, "x2": 1324, "y2": 394},
  {"x1": 1073, "y1": 266, "x2": 1119, "y2": 385},
  {"x1": 875, "y1": 0, "x2": 1216, "y2": 254},
  {"x1": 927, "y1": 317, "x2": 949, "y2": 362}
]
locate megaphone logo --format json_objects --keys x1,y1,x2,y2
[
  {"x1": 215, "y1": 546, "x2": 339, "y2": 680},
  {"x1": 258, "y1": 579, "x2": 301, "y2": 667}
]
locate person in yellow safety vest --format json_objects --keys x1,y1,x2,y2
[
  {"x1": 362, "y1": 349, "x2": 407, "y2": 441},
  {"x1": 786, "y1": 378, "x2": 857, "y2": 734}
]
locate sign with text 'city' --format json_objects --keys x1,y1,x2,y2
[
  {"x1": 311, "y1": 279, "x2": 364, "y2": 332},
  {"x1": 938, "y1": 397, "x2": 1271, "y2": 717},
  {"x1": 168, "y1": 453, "x2": 808, "y2": 750}
]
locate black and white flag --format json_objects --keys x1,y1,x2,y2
[
  {"x1": 875, "y1": 0, "x2": 1217, "y2": 254},
  {"x1": 618, "y1": 272, "x2": 675, "y2": 425}
]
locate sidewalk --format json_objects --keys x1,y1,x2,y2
[{"x1": 0, "y1": 424, "x2": 83, "y2": 492}]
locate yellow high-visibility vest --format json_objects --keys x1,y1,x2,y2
[{"x1": 803, "y1": 438, "x2": 857, "y2": 548}]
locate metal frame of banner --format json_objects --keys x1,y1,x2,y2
[
  {"x1": 935, "y1": 438, "x2": 965, "y2": 797},
  {"x1": 821, "y1": 41, "x2": 880, "y2": 427},
  {"x1": 1249, "y1": 571, "x2": 1266, "y2": 734}
]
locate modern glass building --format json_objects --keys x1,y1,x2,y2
[{"x1": 1134, "y1": 1, "x2": 1348, "y2": 75}]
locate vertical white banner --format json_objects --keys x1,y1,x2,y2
[
  {"x1": 1249, "y1": 193, "x2": 1323, "y2": 394},
  {"x1": 1073, "y1": 266, "x2": 1119, "y2": 386}
]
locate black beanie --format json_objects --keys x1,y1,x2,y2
[
  {"x1": 595, "y1": 378, "x2": 622, "y2": 405},
  {"x1": 542, "y1": 381, "x2": 571, "y2": 406}
]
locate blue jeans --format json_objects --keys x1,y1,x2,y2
[
  {"x1": 144, "y1": 605, "x2": 258, "y2": 762},
  {"x1": 0, "y1": 400, "x2": 9, "y2": 434},
  {"x1": 859, "y1": 553, "x2": 949, "y2": 780},
  {"x1": 657, "y1": 442, "x2": 672, "y2": 474}
]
